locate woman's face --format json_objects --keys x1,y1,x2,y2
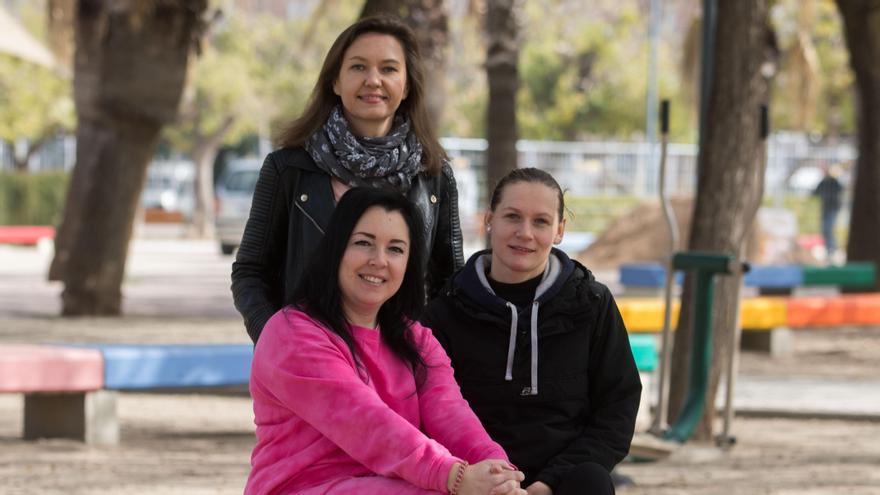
[
  {"x1": 486, "y1": 181, "x2": 565, "y2": 284},
  {"x1": 333, "y1": 33, "x2": 408, "y2": 138},
  {"x1": 338, "y1": 206, "x2": 410, "y2": 327}
]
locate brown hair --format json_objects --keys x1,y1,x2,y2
[
  {"x1": 490, "y1": 168, "x2": 566, "y2": 220},
  {"x1": 274, "y1": 15, "x2": 446, "y2": 175}
]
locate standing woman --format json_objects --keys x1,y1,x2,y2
[
  {"x1": 232, "y1": 16, "x2": 463, "y2": 343},
  {"x1": 422, "y1": 169, "x2": 642, "y2": 495},
  {"x1": 247, "y1": 187, "x2": 524, "y2": 494}
]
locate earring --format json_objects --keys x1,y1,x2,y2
[{"x1": 486, "y1": 225, "x2": 492, "y2": 233}]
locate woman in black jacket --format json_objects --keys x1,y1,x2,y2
[
  {"x1": 232, "y1": 16, "x2": 463, "y2": 343},
  {"x1": 422, "y1": 168, "x2": 642, "y2": 495}
]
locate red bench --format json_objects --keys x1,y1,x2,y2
[
  {"x1": 0, "y1": 226, "x2": 56, "y2": 245},
  {"x1": 0, "y1": 344, "x2": 117, "y2": 444}
]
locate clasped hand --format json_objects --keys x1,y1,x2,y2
[{"x1": 452, "y1": 459, "x2": 527, "y2": 495}]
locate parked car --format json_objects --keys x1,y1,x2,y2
[{"x1": 215, "y1": 158, "x2": 261, "y2": 255}]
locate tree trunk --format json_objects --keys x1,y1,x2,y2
[
  {"x1": 484, "y1": 0, "x2": 519, "y2": 202},
  {"x1": 360, "y1": 0, "x2": 449, "y2": 126},
  {"x1": 12, "y1": 152, "x2": 28, "y2": 172},
  {"x1": 667, "y1": 0, "x2": 772, "y2": 441},
  {"x1": 49, "y1": 0, "x2": 206, "y2": 315},
  {"x1": 836, "y1": 0, "x2": 880, "y2": 290},
  {"x1": 11, "y1": 133, "x2": 53, "y2": 172},
  {"x1": 189, "y1": 115, "x2": 234, "y2": 238}
]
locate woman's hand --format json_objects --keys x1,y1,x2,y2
[
  {"x1": 525, "y1": 481, "x2": 553, "y2": 495},
  {"x1": 448, "y1": 459, "x2": 526, "y2": 495}
]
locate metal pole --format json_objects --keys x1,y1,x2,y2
[
  {"x1": 697, "y1": 0, "x2": 718, "y2": 184},
  {"x1": 719, "y1": 105, "x2": 769, "y2": 447},
  {"x1": 651, "y1": 100, "x2": 677, "y2": 435}
]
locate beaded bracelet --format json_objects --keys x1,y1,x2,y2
[{"x1": 450, "y1": 461, "x2": 468, "y2": 495}]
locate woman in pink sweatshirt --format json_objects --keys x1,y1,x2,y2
[{"x1": 246, "y1": 187, "x2": 525, "y2": 494}]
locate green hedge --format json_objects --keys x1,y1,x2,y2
[{"x1": 0, "y1": 171, "x2": 69, "y2": 226}]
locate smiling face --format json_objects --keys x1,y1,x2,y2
[
  {"x1": 486, "y1": 181, "x2": 566, "y2": 284},
  {"x1": 338, "y1": 206, "x2": 410, "y2": 328},
  {"x1": 333, "y1": 32, "x2": 408, "y2": 138}
]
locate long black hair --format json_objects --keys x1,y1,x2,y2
[{"x1": 288, "y1": 187, "x2": 427, "y2": 380}]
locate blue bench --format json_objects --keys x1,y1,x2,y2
[{"x1": 75, "y1": 343, "x2": 253, "y2": 390}]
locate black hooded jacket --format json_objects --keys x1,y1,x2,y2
[{"x1": 421, "y1": 248, "x2": 641, "y2": 489}]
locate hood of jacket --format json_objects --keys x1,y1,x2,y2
[{"x1": 449, "y1": 247, "x2": 581, "y2": 396}]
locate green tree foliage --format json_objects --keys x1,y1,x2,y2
[
  {"x1": 167, "y1": 2, "x2": 363, "y2": 151},
  {"x1": 443, "y1": 0, "x2": 691, "y2": 140},
  {"x1": 0, "y1": 5, "x2": 73, "y2": 172},
  {"x1": 519, "y1": 2, "x2": 648, "y2": 140},
  {"x1": 770, "y1": 0, "x2": 854, "y2": 136}
]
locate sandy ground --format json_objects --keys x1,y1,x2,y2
[{"x1": 1, "y1": 241, "x2": 879, "y2": 494}]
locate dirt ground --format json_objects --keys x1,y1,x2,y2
[
  {"x1": 1, "y1": 320, "x2": 878, "y2": 494},
  {"x1": 1, "y1": 242, "x2": 879, "y2": 494}
]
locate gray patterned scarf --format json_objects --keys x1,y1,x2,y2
[{"x1": 305, "y1": 106, "x2": 424, "y2": 192}]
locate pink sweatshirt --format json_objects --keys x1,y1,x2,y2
[{"x1": 245, "y1": 308, "x2": 508, "y2": 494}]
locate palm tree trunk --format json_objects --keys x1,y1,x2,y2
[
  {"x1": 836, "y1": 0, "x2": 880, "y2": 290},
  {"x1": 484, "y1": 0, "x2": 519, "y2": 202},
  {"x1": 49, "y1": 0, "x2": 207, "y2": 315}
]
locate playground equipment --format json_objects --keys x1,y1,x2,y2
[
  {"x1": 648, "y1": 102, "x2": 767, "y2": 446},
  {"x1": 649, "y1": 100, "x2": 678, "y2": 436},
  {"x1": 663, "y1": 252, "x2": 748, "y2": 442}
]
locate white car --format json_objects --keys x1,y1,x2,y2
[{"x1": 215, "y1": 158, "x2": 261, "y2": 255}]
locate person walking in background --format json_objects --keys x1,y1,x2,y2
[
  {"x1": 232, "y1": 16, "x2": 463, "y2": 344},
  {"x1": 422, "y1": 168, "x2": 642, "y2": 495},
  {"x1": 812, "y1": 164, "x2": 843, "y2": 260},
  {"x1": 247, "y1": 187, "x2": 525, "y2": 494}
]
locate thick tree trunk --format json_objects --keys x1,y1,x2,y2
[
  {"x1": 484, "y1": 0, "x2": 519, "y2": 201},
  {"x1": 360, "y1": 0, "x2": 449, "y2": 126},
  {"x1": 837, "y1": 0, "x2": 880, "y2": 290},
  {"x1": 667, "y1": 0, "x2": 772, "y2": 441},
  {"x1": 49, "y1": 0, "x2": 206, "y2": 315}
]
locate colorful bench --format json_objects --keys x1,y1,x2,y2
[
  {"x1": 617, "y1": 294, "x2": 880, "y2": 356},
  {"x1": 0, "y1": 343, "x2": 253, "y2": 445},
  {"x1": 2, "y1": 339, "x2": 657, "y2": 445},
  {"x1": 619, "y1": 262, "x2": 876, "y2": 295}
]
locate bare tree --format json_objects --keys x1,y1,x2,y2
[
  {"x1": 484, "y1": 0, "x2": 519, "y2": 202},
  {"x1": 836, "y1": 0, "x2": 880, "y2": 290},
  {"x1": 49, "y1": 0, "x2": 207, "y2": 315},
  {"x1": 360, "y1": 0, "x2": 449, "y2": 126},
  {"x1": 667, "y1": 0, "x2": 775, "y2": 440}
]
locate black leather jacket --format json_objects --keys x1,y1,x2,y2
[{"x1": 231, "y1": 147, "x2": 464, "y2": 343}]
